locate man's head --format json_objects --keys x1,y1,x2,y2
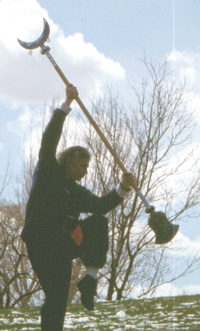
[{"x1": 57, "y1": 146, "x2": 91, "y2": 181}]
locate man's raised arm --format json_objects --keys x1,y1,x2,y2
[{"x1": 39, "y1": 85, "x2": 78, "y2": 162}]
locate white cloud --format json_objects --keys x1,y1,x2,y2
[
  {"x1": 130, "y1": 281, "x2": 200, "y2": 298},
  {"x1": 168, "y1": 50, "x2": 200, "y2": 124},
  {"x1": 166, "y1": 141, "x2": 200, "y2": 186},
  {"x1": 0, "y1": 0, "x2": 126, "y2": 106},
  {"x1": 7, "y1": 107, "x2": 33, "y2": 135},
  {"x1": 185, "y1": 91, "x2": 200, "y2": 126},
  {"x1": 0, "y1": 0, "x2": 49, "y2": 51},
  {"x1": 148, "y1": 283, "x2": 200, "y2": 298},
  {"x1": 168, "y1": 50, "x2": 199, "y2": 84},
  {"x1": 168, "y1": 231, "x2": 200, "y2": 258}
]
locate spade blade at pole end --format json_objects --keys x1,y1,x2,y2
[{"x1": 148, "y1": 211, "x2": 179, "y2": 245}]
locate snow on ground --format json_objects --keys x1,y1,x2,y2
[{"x1": 1, "y1": 295, "x2": 200, "y2": 330}]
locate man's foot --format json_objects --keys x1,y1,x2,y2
[{"x1": 77, "y1": 275, "x2": 97, "y2": 310}]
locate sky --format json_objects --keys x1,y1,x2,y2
[{"x1": 0, "y1": 0, "x2": 200, "y2": 298}]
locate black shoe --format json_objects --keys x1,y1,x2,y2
[{"x1": 77, "y1": 275, "x2": 97, "y2": 310}]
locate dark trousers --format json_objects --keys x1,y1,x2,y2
[{"x1": 26, "y1": 215, "x2": 108, "y2": 331}]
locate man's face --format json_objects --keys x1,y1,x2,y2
[{"x1": 66, "y1": 157, "x2": 90, "y2": 181}]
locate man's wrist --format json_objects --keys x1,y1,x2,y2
[
  {"x1": 120, "y1": 182, "x2": 131, "y2": 192},
  {"x1": 65, "y1": 99, "x2": 73, "y2": 107},
  {"x1": 116, "y1": 183, "x2": 131, "y2": 198},
  {"x1": 60, "y1": 103, "x2": 72, "y2": 115}
]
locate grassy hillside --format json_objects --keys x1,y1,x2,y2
[{"x1": 0, "y1": 294, "x2": 200, "y2": 330}]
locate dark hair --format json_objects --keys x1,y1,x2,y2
[{"x1": 57, "y1": 146, "x2": 91, "y2": 169}]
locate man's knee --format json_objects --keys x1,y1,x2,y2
[{"x1": 79, "y1": 215, "x2": 109, "y2": 268}]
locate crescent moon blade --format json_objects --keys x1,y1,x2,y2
[{"x1": 17, "y1": 18, "x2": 50, "y2": 50}]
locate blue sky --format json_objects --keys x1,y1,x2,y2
[{"x1": 0, "y1": 0, "x2": 200, "y2": 298}]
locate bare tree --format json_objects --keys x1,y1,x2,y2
[
  {"x1": 79, "y1": 59, "x2": 200, "y2": 300},
  {"x1": 0, "y1": 202, "x2": 42, "y2": 307}
]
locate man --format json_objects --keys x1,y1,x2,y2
[{"x1": 21, "y1": 84, "x2": 136, "y2": 331}]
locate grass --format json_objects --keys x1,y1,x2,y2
[{"x1": 0, "y1": 294, "x2": 200, "y2": 330}]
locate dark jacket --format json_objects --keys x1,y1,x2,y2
[{"x1": 21, "y1": 109, "x2": 123, "y2": 244}]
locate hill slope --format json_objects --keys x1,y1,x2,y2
[{"x1": 0, "y1": 294, "x2": 200, "y2": 330}]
